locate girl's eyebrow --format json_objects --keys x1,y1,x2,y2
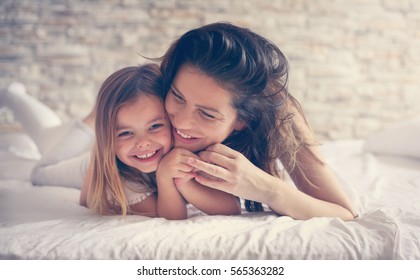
[
  {"x1": 171, "y1": 85, "x2": 224, "y2": 118},
  {"x1": 116, "y1": 123, "x2": 131, "y2": 130},
  {"x1": 147, "y1": 116, "x2": 166, "y2": 125},
  {"x1": 116, "y1": 116, "x2": 166, "y2": 130}
]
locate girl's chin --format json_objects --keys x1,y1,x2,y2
[{"x1": 136, "y1": 165, "x2": 158, "y2": 174}]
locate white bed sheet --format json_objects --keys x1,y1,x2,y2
[{"x1": 0, "y1": 132, "x2": 419, "y2": 259}]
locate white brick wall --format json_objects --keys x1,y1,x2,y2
[{"x1": 1, "y1": 0, "x2": 420, "y2": 140}]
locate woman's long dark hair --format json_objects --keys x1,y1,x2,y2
[{"x1": 159, "y1": 22, "x2": 320, "y2": 212}]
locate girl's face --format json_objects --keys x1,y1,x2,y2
[
  {"x1": 115, "y1": 94, "x2": 172, "y2": 173},
  {"x1": 165, "y1": 64, "x2": 244, "y2": 152}
]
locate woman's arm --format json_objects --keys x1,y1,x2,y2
[
  {"x1": 187, "y1": 99, "x2": 357, "y2": 220},
  {"x1": 252, "y1": 158, "x2": 357, "y2": 221},
  {"x1": 187, "y1": 143, "x2": 356, "y2": 221},
  {"x1": 283, "y1": 102, "x2": 357, "y2": 220}
]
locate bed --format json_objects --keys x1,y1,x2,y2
[{"x1": 1, "y1": 117, "x2": 420, "y2": 260}]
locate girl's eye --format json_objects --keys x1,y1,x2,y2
[
  {"x1": 117, "y1": 131, "x2": 132, "y2": 137},
  {"x1": 199, "y1": 110, "x2": 216, "y2": 120},
  {"x1": 149, "y1": 123, "x2": 164, "y2": 131}
]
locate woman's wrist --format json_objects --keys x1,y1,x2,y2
[
  {"x1": 254, "y1": 170, "x2": 283, "y2": 207},
  {"x1": 257, "y1": 171, "x2": 298, "y2": 217}
]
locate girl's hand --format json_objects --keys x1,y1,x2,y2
[
  {"x1": 157, "y1": 147, "x2": 200, "y2": 187},
  {"x1": 186, "y1": 143, "x2": 271, "y2": 204},
  {"x1": 156, "y1": 148, "x2": 196, "y2": 220}
]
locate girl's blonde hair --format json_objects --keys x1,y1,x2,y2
[{"x1": 87, "y1": 64, "x2": 164, "y2": 215}]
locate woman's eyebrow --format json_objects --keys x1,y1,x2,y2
[{"x1": 171, "y1": 85, "x2": 224, "y2": 117}]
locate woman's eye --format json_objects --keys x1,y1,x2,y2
[
  {"x1": 171, "y1": 89, "x2": 184, "y2": 103},
  {"x1": 200, "y1": 110, "x2": 216, "y2": 120}
]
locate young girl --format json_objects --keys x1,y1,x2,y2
[
  {"x1": 79, "y1": 64, "x2": 241, "y2": 218},
  {"x1": 2, "y1": 64, "x2": 240, "y2": 219},
  {"x1": 79, "y1": 64, "x2": 170, "y2": 216}
]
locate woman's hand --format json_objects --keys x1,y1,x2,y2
[{"x1": 186, "y1": 143, "x2": 273, "y2": 204}]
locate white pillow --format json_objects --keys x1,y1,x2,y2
[{"x1": 363, "y1": 116, "x2": 420, "y2": 159}]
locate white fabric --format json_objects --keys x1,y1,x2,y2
[
  {"x1": 30, "y1": 120, "x2": 93, "y2": 189},
  {"x1": 122, "y1": 179, "x2": 156, "y2": 206},
  {"x1": 364, "y1": 116, "x2": 420, "y2": 160},
  {"x1": 1, "y1": 82, "x2": 62, "y2": 155},
  {"x1": 1, "y1": 134, "x2": 419, "y2": 260},
  {"x1": 1, "y1": 83, "x2": 94, "y2": 188}
]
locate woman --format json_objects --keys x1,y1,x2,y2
[{"x1": 156, "y1": 22, "x2": 357, "y2": 220}]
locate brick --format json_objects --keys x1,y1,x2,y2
[{"x1": 1, "y1": 0, "x2": 420, "y2": 141}]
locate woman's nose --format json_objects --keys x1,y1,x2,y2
[{"x1": 171, "y1": 108, "x2": 195, "y2": 130}]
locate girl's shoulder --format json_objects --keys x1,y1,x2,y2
[
  {"x1": 121, "y1": 178, "x2": 157, "y2": 207},
  {"x1": 121, "y1": 178, "x2": 156, "y2": 193}
]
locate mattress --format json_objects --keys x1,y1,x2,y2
[{"x1": 1, "y1": 132, "x2": 419, "y2": 259}]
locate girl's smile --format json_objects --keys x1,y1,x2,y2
[
  {"x1": 129, "y1": 147, "x2": 163, "y2": 163},
  {"x1": 116, "y1": 94, "x2": 172, "y2": 173}
]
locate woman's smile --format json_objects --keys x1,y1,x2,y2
[
  {"x1": 165, "y1": 64, "x2": 245, "y2": 152},
  {"x1": 172, "y1": 127, "x2": 202, "y2": 144}
]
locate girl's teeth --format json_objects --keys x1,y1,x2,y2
[
  {"x1": 136, "y1": 151, "x2": 156, "y2": 159},
  {"x1": 177, "y1": 129, "x2": 192, "y2": 139}
]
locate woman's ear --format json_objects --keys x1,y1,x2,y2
[{"x1": 234, "y1": 119, "x2": 246, "y2": 131}]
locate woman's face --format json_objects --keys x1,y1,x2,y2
[
  {"x1": 165, "y1": 64, "x2": 244, "y2": 152},
  {"x1": 115, "y1": 94, "x2": 172, "y2": 173}
]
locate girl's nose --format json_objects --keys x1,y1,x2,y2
[{"x1": 135, "y1": 137, "x2": 151, "y2": 148}]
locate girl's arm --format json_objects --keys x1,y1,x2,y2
[
  {"x1": 129, "y1": 194, "x2": 158, "y2": 218},
  {"x1": 158, "y1": 147, "x2": 241, "y2": 217},
  {"x1": 155, "y1": 148, "x2": 189, "y2": 220},
  {"x1": 156, "y1": 175, "x2": 188, "y2": 220},
  {"x1": 176, "y1": 178, "x2": 241, "y2": 216}
]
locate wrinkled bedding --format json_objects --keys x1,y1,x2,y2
[{"x1": 1, "y1": 132, "x2": 419, "y2": 259}]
